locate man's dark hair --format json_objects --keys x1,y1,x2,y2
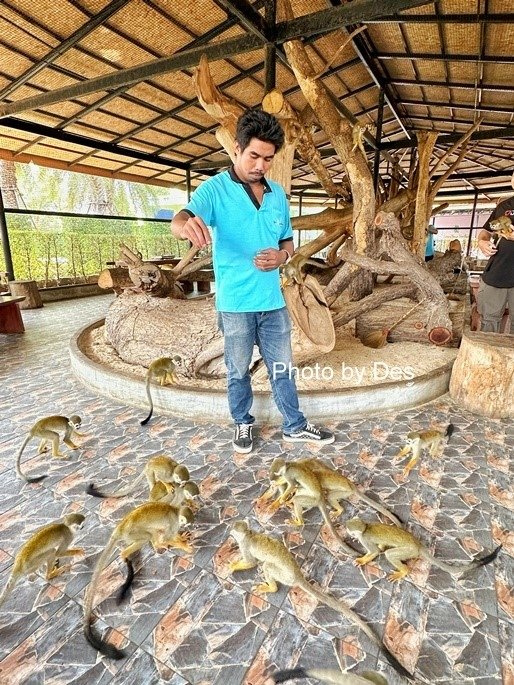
[{"x1": 236, "y1": 108, "x2": 284, "y2": 153}]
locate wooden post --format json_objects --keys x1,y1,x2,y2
[
  {"x1": 8, "y1": 280, "x2": 43, "y2": 309},
  {"x1": 449, "y1": 329, "x2": 514, "y2": 418}
]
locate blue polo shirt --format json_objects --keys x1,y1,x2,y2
[{"x1": 185, "y1": 168, "x2": 293, "y2": 312}]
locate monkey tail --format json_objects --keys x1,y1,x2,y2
[
  {"x1": 445, "y1": 423, "x2": 455, "y2": 440},
  {"x1": 299, "y1": 579, "x2": 413, "y2": 680},
  {"x1": 87, "y1": 469, "x2": 146, "y2": 499},
  {"x1": 0, "y1": 569, "x2": 18, "y2": 609},
  {"x1": 458, "y1": 545, "x2": 502, "y2": 580},
  {"x1": 116, "y1": 557, "x2": 135, "y2": 605},
  {"x1": 419, "y1": 544, "x2": 501, "y2": 577},
  {"x1": 318, "y1": 502, "x2": 360, "y2": 558},
  {"x1": 357, "y1": 492, "x2": 403, "y2": 526},
  {"x1": 272, "y1": 668, "x2": 309, "y2": 683},
  {"x1": 83, "y1": 532, "x2": 126, "y2": 660},
  {"x1": 273, "y1": 668, "x2": 387, "y2": 684},
  {"x1": 15, "y1": 435, "x2": 47, "y2": 483},
  {"x1": 140, "y1": 374, "x2": 154, "y2": 426}
]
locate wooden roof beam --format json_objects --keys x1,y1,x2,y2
[
  {"x1": 381, "y1": 125, "x2": 514, "y2": 150},
  {"x1": 389, "y1": 78, "x2": 514, "y2": 92},
  {"x1": 364, "y1": 13, "x2": 514, "y2": 23},
  {"x1": 0, "y1": 0, "x2": 432, "y2": 118},
  {"x1": 1, "y1": 117, "x2": 189, "y2": 169},
  {"x1": 377, "y1": 52, "x2": 514, "y2": 64},
  {"x1": 0, "y1": 0, "x2": 130, "y2": 100}
]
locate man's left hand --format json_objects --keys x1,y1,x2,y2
[{"x1": 254, "y1": 248, "x2": 286, "y2": 271}]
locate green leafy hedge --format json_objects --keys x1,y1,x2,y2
[{"x1": 0, "y1": 225, "x2": 187, "y2": 285}]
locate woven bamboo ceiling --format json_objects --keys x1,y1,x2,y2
[{"x1": 0, "y1": 0, "x2": 513, "y2": 202}]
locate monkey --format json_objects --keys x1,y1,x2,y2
[
  {"x1": 346, "y1": 517, "x2": 501, "y2": 582},
  {"x1": 84, "y1": 501, "x2": 194, "y2": 659},
  {"x1": 229, "y1": 521, "x2": 412, "y2": 680},
  {"x1": 265, "y1": 460, "x2": 361, "y2": 558},
  {"x1": 140, "y1": 355, "x2": 182, "y2": 425},
  {"x1": 273, "y1": 667, "x2": 388, "y2": 685},
  {"x1": 87, "y1": 455, "x2": 189, "y2": 498},
  {"x1": 165, "y1": 481, "x2": 201, "y2": 511},
  {"x1": 351, "y1": 122, "x2": 374, "y2": 157},
  {"x1": 266, "y1": 458, "x2": 402, "y2": 526},
  {"x1": 0, "y1": 513, "x2": 85, "y2": 608},
  {"x1": 488, "y1": 215, "x2": 514, "y2": 245},
  {"x1": 281, "y1": 254, "x2": 333, "y2": 287},
  {"x1": 16, "y1": 415, "x2": 84, "y2": 482},
  {"x1": 394, "y1": 424, "x2": 454, "y2": 477}
]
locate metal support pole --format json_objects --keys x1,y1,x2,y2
[
  {"x1": 373, "y1": 90, "x2": 385, "y2": 195},
  {"x1": 186, "y1": 168, "x2": 192, "y2": 202},
  {"x1": 466, "y1": 188, "x2": 479, "y2": 257},
  {"x1": 0, "y1": 186, "x2": 15, "y2": 281}
]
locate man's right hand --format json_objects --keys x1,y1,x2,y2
[
  {"x1": 478, "y1": 238, "x2": 497, "y2": 257},
  {"x1": 173, "y1": 212, "x2": 211, "y2": 249}
]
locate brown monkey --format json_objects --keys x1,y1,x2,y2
[
  {"x1": 230, "y1": 521, "x2": 411, "y2": 680},
  {"x1": 87, "y1": 455, "x2": 189, "y2": 498},
  {"x1": 394, "y1": 424, "x2": 454, "y2": 477},
  {"x1": 0, "y1": 513, "x2": 85, "y2": 607},
  {"x1": 16, "y1": 415, "x2": 84, "y2": 482},
  {"x1": 84, "y1": 502, "x2": 194, "y2": 659},
  {"x1": 141, "y1": 355, "x2": 182, "y2": 425},
  {"x1": 346, "y1": 517, "x2": 500, "y2": 582}
]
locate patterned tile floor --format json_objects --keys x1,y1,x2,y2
[{"x1": 0, "y1": 295, "x2": 512, "y2": 685}]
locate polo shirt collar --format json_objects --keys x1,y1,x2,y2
[{"x1": 228, "y1": 165, "x2": 272, "y2": 193}]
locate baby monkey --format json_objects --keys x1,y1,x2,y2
[
  {"x1": 346, "y1": 517, "x2": 500, "y2": 582},
  {"x1": 273, "y1": 667, "x2": 387, "y2": 685},
  {"x1": 150, "y1": 479, "x2": 201, "y2": 512},
  {"x1": 489, "y1": 215, "x2": 514, "y2": 245},
  {"x1": 141, "y1": 355, "x2": 182, "y2": 425},
  {"x1": 394, "y1": 424, "x2": 454, "y2": 477},
  {"x1": 87, "y1": 455, "x2": 189, "y2": 499},
  {"x1": 84, "y1": 501, "x2": 194, "y2": 659},
  {"x1": 230, "y1": 521, "x2": 411, "y2": 680},
  {"x1": 16, "y1": 415, "x2": 84, "y2": 482},
  {"x1": 0, "y1": 513, "x2": 85, "y2": 608}
]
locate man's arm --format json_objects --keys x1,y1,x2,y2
[
  {"x1": 477, "y1": 228, "x2": 497, "y2": 258},
  {"x1": 171, "y1": 210, "x2": 211, "y2": 249},
  {"x1": 278, "y1": 238, "x2": 294, "y2": 263}
]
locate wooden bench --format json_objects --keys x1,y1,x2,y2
[{"x1": 0, "y1": 296, "x2": 26, "y2": 334}]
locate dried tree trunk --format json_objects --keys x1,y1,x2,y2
[
  {"x1": 263, "y1": 89, "x2": 349, "y2": 200},
  {"x1": 278, "y1": 0, "x2": 375, "y2": 298},
  {"x1": 413, "y1": 131, "x2": 438, "y2": 259}
]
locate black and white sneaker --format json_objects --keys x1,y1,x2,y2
[
  {"x1": 233, "y1": 423, "x2": 254, "y2": 453},
  {"x1": 283, "y1": 422, "x2": 335, "y2": 444}
]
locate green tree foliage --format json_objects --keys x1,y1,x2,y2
[{"x1": 0, "y1": 164, "x2": 189, "y2": 284}]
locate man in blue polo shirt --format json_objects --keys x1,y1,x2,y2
[{"x1": 171, "y1": 109, "x2": 334, "y2": 453}]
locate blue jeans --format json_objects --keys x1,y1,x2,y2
[{"x1": 218, "y1": 308, "x2": 306, "y2": 434}]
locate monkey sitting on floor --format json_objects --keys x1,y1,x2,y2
[
  {"x1": 149, "y1": 478, "x2": 200, "y2": 511},
  {"x1": 0, "y1": 513, "x2": 85, "y2": 608},
  {"x1": 83, "y1": 501, "x2": 194, "y2": 659},
  {"x1": 140, "y1": 355, "x2": 182, "y2": 425},
  {"x1": 229, "y1": 520, "x2": 411, "y2": 680},
  {"x1": 16, "y1": 415, "x2": 84, "y2": 482},
  {"x1": 394, "y1": 424, "x2": 454, "y2": 478},
  {"x1": 346, "y1": 517, "x2": 501, "y2": 582}
]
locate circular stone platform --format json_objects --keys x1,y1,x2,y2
[{"x1": 70, "y1": 319, "x2": 458, "y2": 423}]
